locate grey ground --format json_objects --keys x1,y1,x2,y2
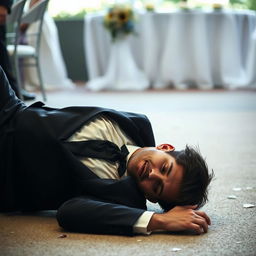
[{"x1": 0, "y1": 88, "x2": 256, "y2": 256}]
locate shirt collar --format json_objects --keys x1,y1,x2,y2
[{"x1": 126, "y1": 145, "x2": 140, "y2": 163}]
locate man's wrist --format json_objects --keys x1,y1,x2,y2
[{"x1": 147, "y1": 213, "x2": 165, "y2": 232}]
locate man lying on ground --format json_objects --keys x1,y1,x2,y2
[{"x1": 0, "y1": 66, "x2": 213, "y2": 236}]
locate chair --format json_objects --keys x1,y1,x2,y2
[
  {"x1": 7, "y1": 0, "x2": 49, "y2": 101},
  {"x1": 6, "y1": 0, "x2": 27, "y2": 100}
]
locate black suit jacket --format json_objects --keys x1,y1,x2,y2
[{"x1": 0, "y1": 78, "x2": 156, "y2": 235}]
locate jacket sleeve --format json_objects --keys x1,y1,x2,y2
[{"x1": 56, "y1": 196, "x2": 146, "y2": 236}]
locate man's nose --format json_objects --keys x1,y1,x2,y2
[{"x1": 149, "y1": 168, "x2": 164, "y2": 180}]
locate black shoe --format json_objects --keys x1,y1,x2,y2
[{"x1": 21, "y1": 89, "x2": 36, "y2": 101}]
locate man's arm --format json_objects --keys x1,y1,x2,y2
[
  {"x1": 57, "y1": 196, "x2": 210, "y2": 236},
  {"x1": 56, "y1": 196, "x2": 146, "y2": 236},
  {"x1": 147, "y1": 205, "x2": 211, "y2": 235}
]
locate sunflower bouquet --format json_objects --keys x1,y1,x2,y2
[{"x1": 103, "y1": 5, "x2": 135, "y2": 41}]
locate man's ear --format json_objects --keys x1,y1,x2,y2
[{"x1": 156, "y1": 144, "x2": 175, "y2": 152}]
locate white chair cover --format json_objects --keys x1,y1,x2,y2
[{"x1": 26, "y1": 12, "x2": 74, "y2": 90}]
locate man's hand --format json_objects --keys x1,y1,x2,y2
[
  {"x1": 148, "y1": 205, "x2": 211, "y2": 235},
  {"x1": 0, "y1": 6, "x2": 8, "y2": 25}
]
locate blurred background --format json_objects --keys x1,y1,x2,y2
[
  {"x1": 49, "y1": 0, "x2": 256, "y2": 84},
  {"x1": 3, "y1": 0, "x2": 256, "y2": 98}
]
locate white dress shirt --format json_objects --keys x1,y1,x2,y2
[{"x1": 68, "y1": 115, "x2": 154, "y2": 234}]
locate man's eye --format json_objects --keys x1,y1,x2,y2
[{"x1": 161, "y1": 166, "x2": 165, "y2": 174}]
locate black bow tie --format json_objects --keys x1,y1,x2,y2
[{"x1": 63, "y1": 140, "x2": 129, "y2": 177}]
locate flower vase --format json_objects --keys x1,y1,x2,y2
[{"x1": 86, "y1": 37, "x2": 149, "y2": 91}]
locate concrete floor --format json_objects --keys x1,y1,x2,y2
[{"x1": 0, "y1": 88, "x2": 256, "y2": 256}]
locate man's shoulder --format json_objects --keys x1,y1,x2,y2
[{"x1": 27, "y1": 102, "x2": 146, "y2": 119}]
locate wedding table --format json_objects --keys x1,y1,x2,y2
[{"x1": 84, "y1": 9, "x2": 256, "y2": 89}]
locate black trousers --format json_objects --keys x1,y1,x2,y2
[{"x1": 0, "y1": 66, "x2": 26, "y2": 211}]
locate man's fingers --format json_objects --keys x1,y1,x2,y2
[
  {"x1": 194, "y1": 216, "x2": 208, "y2": 233},
  {"x1": 164, "y1": 206, "x2": 210, "y2": 234},
  {"x1": 195, "y1": 210, "x2": 211, "y2": 225},
  {"x1": 190, "y1": 223, "x2": 204, "y2": 235},
  {"x1": 190, "y1": 217, "x2": 208, "y2": 234}
]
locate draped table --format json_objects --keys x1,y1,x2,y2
[{"x1": 84, "y1": 9, "x2": 256, "y2": 89}]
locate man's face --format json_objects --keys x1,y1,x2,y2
[{"x1": 127, "y1": 146, "x2": 184, "y2": 203}]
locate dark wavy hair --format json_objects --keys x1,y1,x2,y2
[{"x1": 158, "y1": 145, "x2": 214, "y2": 211}]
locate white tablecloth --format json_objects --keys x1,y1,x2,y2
[{"x1": 85, "y1": 9, "x2": 256, "y2": 89}]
